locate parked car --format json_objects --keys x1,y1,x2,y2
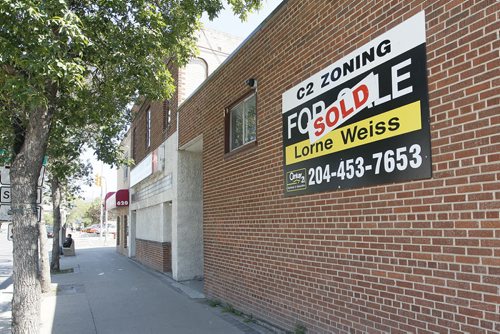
[
  {"x1": 83, "y1": 224, "x2": 100, "y2": 234},
  {"x1": 46, "y1": 225, "x2": 54, "y2": 238}
]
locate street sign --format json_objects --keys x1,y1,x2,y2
[
  {"x1": 0, "y1": 205, "x2": 41, "y2": 222},
  {"x1": 0, "y1": 186, "x2": 42, "y2": 204},
  {"x1": 38, "y1": 166, "x2": 45, "y2": 187},
  {"x1": 0, "y1": 165, "x2": 45, "y2": 187},
  {"x1": 0, "y1": 165, "x2": 44, "y2": 222},
  {"x1": 7, "y1": 222, "x2": 12, "y2": 241},
  {"x1": 0, "y1": 187, "x2": 9, "y2": 203},
  {"x1": 0, "y1": 205, "x2": 12, "y2": 222},
  {"x1": 0, "y1": 166, "x2": 9, "y2": 185}
]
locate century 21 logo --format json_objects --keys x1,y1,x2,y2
[{"x1": 286, "y1": 169, "x2": 307, "y2": 191}]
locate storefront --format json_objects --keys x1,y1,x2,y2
[{"x1": 106, "y1": 189, "x2": 129, "y2": 255}]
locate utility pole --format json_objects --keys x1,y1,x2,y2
[
  {"x1": 98, "y1": 174, "x2": 103, "y2": 241},
  {"x1": 95, "y1": 171, "x2": 106, "y2": 242},
  {"x1": 101, "y1": 176, "x2": 107, "y2": 244}
]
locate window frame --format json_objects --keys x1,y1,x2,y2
[
  {"x1": 225, "y1": 91, "x2": 257, "y2": 155},
  {"x1": 163, "y1": 100, "x2": 171, "y2": 131},
  {"x1": 132, "y1": 128, "x2": 137, "y2": 161},
  {"x1": 146, "y1": 107, "x2": 151, "y2": 148}
]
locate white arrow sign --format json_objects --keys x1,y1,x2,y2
[
  {"x1": 0, "y1": 166, "x2": 9, "y2": 185},
  {"x1": 0, "y1": 165, "x2": 45, "y2": 187},
  {"x1": 0, "y1": 205, "x2": 42, "y2": 222},
  {"x1": 0, "y1": 205, "x2": 12, "y2": 221}
]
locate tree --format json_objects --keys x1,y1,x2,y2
[
  {"x1": 38, "y1": 223, "x2": 51, "y2": 293},
  {"x1": 0, "y1": 1, "x2": 261, "y2": 332},
  {"x1": 67, "y1": 198, "x2": 92, "y2": 227},
  {"x1": 46, "y1": 128, "x2": 94, "y2": 273},
  {"x1": 84, "y1": 198, "x2": 101, "y2": 226}
]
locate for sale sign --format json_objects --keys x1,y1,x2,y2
[{"x1": 282, "y1": 11, "x2": 431, "y2": 196}]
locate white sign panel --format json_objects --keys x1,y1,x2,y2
[
  {"x1": 0, "y1": 187, "x2": 42, "y2": 204},
  {"x1": 0, "y1": 167, "x2": 10, "y2": 185},
  {"x1": 282, "y1": 12, "x2": 426, "y2": 112},
  {"x1": 130, "y1": 153, "x2": 153, "y2": 187},
  {"x1": 0, "y1": 205, "x2": 41, "y2": 222},
  {"x1": 0, "y1": 205, "x2": 11, "y2": 221},
  {"x1": 0, "y1": 187, "x2": 9, "y2": 203},
  {"x1": 0, "y1": 166, "x2": 45, "y2": 187}
]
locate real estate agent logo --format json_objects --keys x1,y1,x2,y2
[{"x1": 286, "y1": 169, "x2": 307, "y2": 192}]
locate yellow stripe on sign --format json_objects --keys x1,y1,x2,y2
[{"x1": 285, "y1": 101, "x2": 422, "y2": 165}]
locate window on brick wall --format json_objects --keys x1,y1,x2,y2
[
  {"x1": 163, "y1": 100, "x2": 171, "y2": 130},
  {"x1": 146, "y1": 107, "x2": 151, "y2": 148},
  {"x1": 225, "y1": 93, "x2": 257, "y2": 152},
  {"x1": 123, "y1": 153, "x2": 129, "y2": 180},
  {"x1": 184, "y1": 58, "x2": 208, "y2": 99},
  {"x1": 132, "y1": 128, "x2": 136, "y2": 161}
]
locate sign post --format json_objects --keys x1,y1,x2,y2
[{"x1": 0, "y1": 165, "x2": 45, "y2": 222}]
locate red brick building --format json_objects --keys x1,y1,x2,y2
[
  {"x1": 177, "y1": 1, "x2": 499, "y2": 333},
  {"x1": 126, "y1": 29, "x2": 242, "y2": 278}
]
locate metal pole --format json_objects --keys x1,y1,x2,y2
[
  {"x1": 99, "y1": 179, "x2": 103, "y2": 241},
  {"x1": 103, "y1": 176, "x2": 107, "y2": 245}
]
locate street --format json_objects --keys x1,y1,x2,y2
[{"x1": 0, "y1": 227, "x2": 13, "y2": 334}]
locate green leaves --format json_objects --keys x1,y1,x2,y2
[{"x1": 0, "y1": 0, "x2": 262, "y2": 167}]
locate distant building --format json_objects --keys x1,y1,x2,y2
[
  {"x1": 121, "y1": 28, "x2": 242, "y2": 279},
  {"x1": 107, "y1": 130, "x2": 131, "y2": 256}
]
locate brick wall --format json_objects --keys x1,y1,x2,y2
[
  {"x1": 135, "y1": 239, "x2": 171, "y2": 273},
  {"x1": 178, "y1": 0, "x2": 499, "y2": 333},
  {"x1": 132, "y1": 64, "x2": 178, "y2": 164}
]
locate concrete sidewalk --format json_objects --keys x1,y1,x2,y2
[{"x1": 41, "y1": 239, "x2": 264, "y2": 334}]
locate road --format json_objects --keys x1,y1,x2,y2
[{"x1": 0, "y1": 226, "x2": 13, "y2": 334}]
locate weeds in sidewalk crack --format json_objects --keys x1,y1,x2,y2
[
  {"x1": 207, "y1": 299, "x2": 221, "y2": 307},
  {"x1": 294, "y1": 323, "x2": 307, "y2": 334}
]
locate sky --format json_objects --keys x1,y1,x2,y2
[
  {"x1": 81, "y1": 0, "x2": 283, "y2": 201},
  {"x1": 201, "y1": 0, "x2": 283, "y2": 38}
]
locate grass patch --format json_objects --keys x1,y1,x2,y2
[
  {"x1": 222, "y1": 303, "x2": 235, "y2": 314},
  {"x1": 294, "y1": 323, "x2": 307, "y2": 334},
  {"x1": 222, "y1": 303, "x2": 244, "y2": 317},
  {"x1": 207, "y1": 299, "x2": 222, "y2": 307},
  {"x1": 51, "y1": 268, "x2": 74, "y2": 274},
  {"x1": 209, "y1": 300, "x2": 254, "y2": 322},
  {"x1": 243, "y1": 314, "x2": 256, "y2": 323}
]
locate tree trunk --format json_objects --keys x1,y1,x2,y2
[
  {"x1": 50, "y1": 177, "x2": 62, "y2": 271},
  {"x1": 38, "y1": 223, "x2": 51, "y2": 293},
  {"x1": 11, "y1": 106, "x2": 52, "y2": 334}
]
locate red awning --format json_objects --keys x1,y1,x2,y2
[{"x1": 105, "y1": 189, "x2": 129, "y2": 210}]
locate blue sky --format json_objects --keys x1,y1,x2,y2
[{"x1": 201, "y1": 0, "x2": 283, "y2": 37}]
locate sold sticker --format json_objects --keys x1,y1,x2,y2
[{"x1": 308, "y1": 73, "x2": 378, "y2": 143}]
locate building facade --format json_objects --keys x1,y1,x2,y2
[
  {"x1": 108, "y1": 130, "x2": 131, "y2": 257},
  {"x1": 127, "y1": 28, "x2": 242, "y2": 279},
  {"x1": 177, "y1": 1, "x2": 499, "y2": 333}
]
